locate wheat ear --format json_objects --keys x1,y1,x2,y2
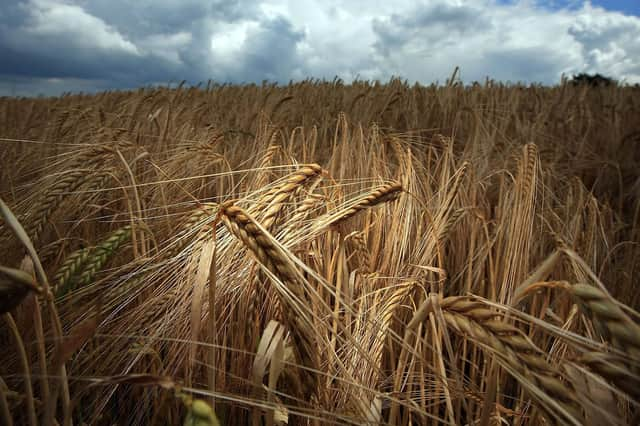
[
  {"x1": 570, "y1": 284, "x2": 640, "y2": 358},
  {"x1": 219, "y1": 202, "x2": 318, "y2": 395},
  {"x1": 570, "y1": 284, "x2": 640, "y2": 398},
  {"x1": 53, "y1": 246, "x2": 92, "y2": 294},
  {"x1": 55, "y1": 226, "x2": 132, "y2": 298},
  {"x1": 254, "y1": 163, "x2": 323, "y2": 230},
  {"x1": 323, "y1": 182, "x2": 403, "y2": 228},
  {"x1": 26, "y1": 146, "x2": 119, "y2": 243},
  {"x1": 440, "y1": 296, "x2": 584, "y2": 424}
]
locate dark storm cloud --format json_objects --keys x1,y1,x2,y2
[
  {"x1": 78, "y1": 0, "x2": 260, "y2": 71},
  {"x1": 0, "y1": 0, "x2": 192, "y2": 88},
  {"x1": 0, "y1": 75, "x2": 114, "y2": 97},
  {"x1": 0, "y1": 39, "x2": 188, "y2": 88},
  {"x1": 81, "y1": 0, "x2": 240, "y2": 36},
  {"x1": 0, "y1": 0, "x2": 300, "y2": 95},
  {"x1": 220, "y1": 16, "x2": 305, "y2": 82},
  {"x1": 372, "y1": 3, "x2": 491, "y2": 57}
]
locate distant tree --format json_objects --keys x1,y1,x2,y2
[{"x1": 570, "y1": 73, "x2": 617, "y2": 87}]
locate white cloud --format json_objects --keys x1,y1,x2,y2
[
  {"x1": 139, "y1": 31, "x2": 192, "y2": 64},
  {"x1": 257, "y1": 0, "x2": 389, "y2": 81},
  {"x1": 256, "y1": 0, "x2": 640, "y2": 84},
  {"x1": 568, "y1": 3, "x2": 640, "y2": 83},
  {"x1": 209, "y1": 20, "x2": 260, "y2": 67},
  {"x1": 23, "y1": 0, "x2": 139, "y2": 54}
]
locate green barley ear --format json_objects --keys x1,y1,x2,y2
[
  {"x1": 54, "y1": 246, "x2": 92, "y2": 296},
  {"x1": 26, "y1": 167, "x2": 113, "y2": 245},
  {"x1": 76, "y1": 225, "x2": 132, "y2": 285},
  {"x1": 180, "y1": 394, "x2": 220, "y2": 426},
  {"x1": 54, "y1": 225, "x2": 132, "y2": 298}
]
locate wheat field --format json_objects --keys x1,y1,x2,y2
[{"x1": 1, "y1": 77, "x2": 639, "y2": 425}]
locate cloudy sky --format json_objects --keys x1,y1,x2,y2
[{"x1": 1, "y1": 0, "x2": 639, "y2": 96}]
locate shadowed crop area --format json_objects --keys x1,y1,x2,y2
[{"x1": 1, "y1": 77, "x2": 639, "y2": 425}]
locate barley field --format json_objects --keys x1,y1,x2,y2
[{"x1": 1, "y1": 77, "x2": 639, "y2": 425}]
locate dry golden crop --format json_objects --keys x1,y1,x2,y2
[{"x1": 1, "y1": 78, "x2": 639, "y2": 425}]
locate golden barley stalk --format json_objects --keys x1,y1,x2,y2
[
  {"x1": 219, "y1": 201, "x2": 318, "y2": 394},
  {"x1": 576, "y1": 351, "x2": 639, "y2": 399},
  {"x1": 439, "y1": 296, "x2": 584, "y2": 424},
  {"x1": 322, "y1": 182, "x2": 403, "y2": 229},
  {"x1": 254, "y1": 163, "x2": 323, "y2": 230},
  {"x1": 570, "y1": 284, "x2": 640, "y2": 358},
  {"x1": 570, "y1": 283, "x2": 640, "y2": 398}
]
